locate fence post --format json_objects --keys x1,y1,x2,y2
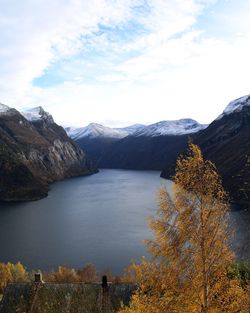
[{"x1": 101, "y1": 276, "x2": 110, "y2": 312}]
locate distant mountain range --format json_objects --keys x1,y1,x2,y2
[
  {"x1": 65, "y1": 119, "x2": 206, "y2": 167},
  {"x1": 66, "y1": 119, "x2": 206, "y2": 140},
  {"x1": 66, "y1": 95, "x2": 249, "y2": 209},
  {"x1": 66, "y1": 123, "x2": 145, "y2": 140},
  {"x1": 0, "y1": 104, "x2": 96, "y2": 201}
]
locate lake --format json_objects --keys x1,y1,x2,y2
[{"x1": 0, "y1": 169, "x2": 249, "y2": 274}]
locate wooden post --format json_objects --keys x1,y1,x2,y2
[
  {"x1": 34, "y1": 273, "x2": 42, "y2": 283},
  {"x1": 101, "y1": 276, "x2": 110, "y2": 312},
  {"x1": 102, "y1": 276, "x2": 108, "y2": 290},
  {"x1": 28, "y1": 274, "x2": 43, "y2": 313}
]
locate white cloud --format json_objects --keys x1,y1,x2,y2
[
  {"x1": 0, "y1": 0, "x2": 250, "y2": 127},
  {"x1": 0, "y1": 0, "x2": 138, "y2": 101}
]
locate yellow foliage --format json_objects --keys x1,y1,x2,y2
[
  {"x1": 119, "y1": 143, "x2": 249, "y2": 313},
  {"x1": 0, "y1": 261, "x2": 28, "y2": 292},
  {"x1": 52, "y1": 266, "x2": 79, "y2": 282}
]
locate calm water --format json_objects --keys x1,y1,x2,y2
[{"x1": 0, "y1": 169, "x2": 249, "y2": 274}]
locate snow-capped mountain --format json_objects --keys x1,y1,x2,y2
[
  {"x1": 22, "y1": 106, "x2": 54, "y2": 123},
  {"x1": 0, "y1": 103, "x2": 11, "y2": 113},
  {"x1": 66, "y1": 119, "x2": 205, "y2": 140},
  {"x1": 217, "y1": 95, "x2": 250, "y2": 119},
  {"x1": 66, "y1": 123, "x2": 130, "y2": 140},
  {"x1": 67, "y1": 119, "x2": 206, "y2": 170},
  {"x1": 133, "y1": 119, "x2": 207, "y2": 137},
  {"x1": 66, "y1": 123, "x2": 146, "y2": 140},
  {"x1": 96, "y1": 119, "x2": 206, "y2": 170},
  {"x1": 116, "y1": 124, "x2": 145, "y2": 135},
  {"x1": 0, "y1": 103, "x2": 19, "y2": 116}
]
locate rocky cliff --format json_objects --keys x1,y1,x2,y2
[{"x1": 0, "y1": 104, "x2": 96, "y2": 201}]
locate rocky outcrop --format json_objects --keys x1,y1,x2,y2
[{"x1": 0, "y1": 105, "x2": 96, "y2": 201}]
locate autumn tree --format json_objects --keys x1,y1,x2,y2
[
  {"x1": 0, "y1": 263, "x2": 12, "y2": 293},
  {"x1": 52, "y1": 266, "x2": 79, "y2": 283},
  {"x1": 0, "y1": 262, "x2": 28, "y2": 293},
  {"x1": 120, "y1": 143, "x2": 249, "y2": 313},
  {"x1": 77, "y1": 263, "x2": 98, "y2": 282}
]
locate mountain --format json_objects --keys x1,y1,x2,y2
[
  {"x1": 116, "y1": 124, "x2": 145, "y2": 135},
  {"x1": 0, "y1": 104, "x2": 96, "y2": 201},
  {"x1": 22, "y1": 106, "x2": 54, "y2": 123},
  {"x1": 65, "y1": 123, "x2": 145, "y2": 165},
  {"x1": 161, "y1": 95, "x2": 250, "y2": 209},
  {"x1": 67, "y1": 119, "x2": 206, "y2": 170},
  {"x1": 100, "y1": 134, "x2": 191, "y2": 170},
  {"x1": 99, "y1": 119, "x2": 206, "y2": 170},
  {"x1": 65, "y1": 123, "x2": 144, "y2": 140},
  {"x1": 132, "y1": 119, "x2": 206, "y2": 137},
  {"x1": 196, "y1": 95, "x2": 250, "y2": 209}
]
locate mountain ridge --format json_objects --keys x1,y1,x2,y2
[
  {"x1": 66, "y1": 119, "x2": 206, "y2": 140},
  {"x1": 66, "y1": 118, "x2": 206, "y2": 169}
]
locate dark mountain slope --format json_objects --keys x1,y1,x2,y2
[
  {"x1": 195, "y1": 104, "x2": 250, "y2": 208},
  {"x1": 100, "y1": 134, "x2": 190, "y2": 170},
  {"x1": 75, "y1": 137, "x2": 118, "y2": 166},
  {"x1": 161, "y1": 97, "x2": 250, "y2": 209},
  {"x1": 67, "y1": 123, "x2": 144, "y2": 167},
  {"x1": 0, "y1": 105, "x2": 96, "y2": 201},
  {"x1": 71, "y1": 119, "x2": 205, "y2": 170}
]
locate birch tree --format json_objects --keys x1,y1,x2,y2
[{"x1": 120, "y1": 143, "x2": 249, "y2": 313}]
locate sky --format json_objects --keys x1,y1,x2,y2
[{"x1": 0, "y1": 0, "x2": 250, "y2": 127}]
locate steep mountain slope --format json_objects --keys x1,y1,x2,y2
[
  {"x1": 196, "y1": 96, "x2": 250, "y2": 209},
  {"x1": 161, "y1": 95, "x2": 250, "y2": 209},
  {"x1": 0, "y1": 104, "x2": 95, "y2": 201}
]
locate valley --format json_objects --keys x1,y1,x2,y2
[
  {"x1": 0, "y1": 95, "x2": 249, "y2": 272},
  {"x1": 67, "y1": 95, "x2": 250, "y2": 210}
]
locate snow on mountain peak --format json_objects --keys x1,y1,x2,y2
[
  {"x1": 220, "y1": 95, "x2": 250, "y2": 118},
  {"x1": 0, "y1": 103, "x2": 12, "y2": 114},
  {"x1": 22, "y1": 106, "x2": 54, "y2": 123},
  {"x1": 116, "y1": 124, "x2": 145, "y2": 135},
  {"x1": 133, "y1": 119, "x2": 207, "y2": 137},
  {"x1": 66, "y1": 123, "x2": 129, "y2": 140},
  {"x1": 66, "y1": 120, "x2": 206, "y2": 140}
]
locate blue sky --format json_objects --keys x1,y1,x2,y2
[{"x1": 1, "y1": 0, "x2": 250, "y2": 127}]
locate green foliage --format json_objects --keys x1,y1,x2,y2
[
  {"x1": 0, "y1": 144, "x2": 19, "y2": 168},
  {"x1": 228, "y1": 261, "x2": 250, "y2": 285}
]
